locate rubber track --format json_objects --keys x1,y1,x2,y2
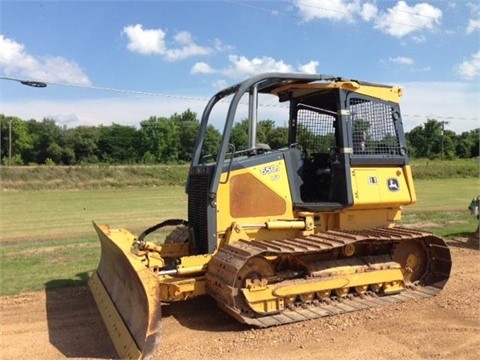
[{"x1": 206, "y1": 227, "x2": 451, "y2": 327}]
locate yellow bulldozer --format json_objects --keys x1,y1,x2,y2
[{"x1": 89, "y1": 73, "x2": 452, "y2": 359}]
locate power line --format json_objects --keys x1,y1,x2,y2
[
  {"x1": 225, "y1": 0, "x2": 280, "y2": 15},
  {"x1": 1, "y1": 76, "x2": 478, "y2": 122},
  {"x1": 1, "y1": 77, "x2": 210, "y2": 102}
]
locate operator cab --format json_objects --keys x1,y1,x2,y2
[
  {"x1": 188, "y1": 73, "x2": 408, "y2": 253},
  {"x1": 275, "y1": 79, "x2": 408, "y2": 212}
]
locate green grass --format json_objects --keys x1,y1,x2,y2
[
  {"x1": 401, "y1": 211, "x2": 478, "y2": 238},
  {"x1": 1, "y1": 178, "x2": 478, "y2": 296},
  {"x1": 0, "y1": 187, "x2": 188, "y2": 296},
  {"x1": 0, "y1": 159, "x2": 477, "y2": 192},
  {"x1": 398, "y1": 178, "x2": 479, "y2": 237},
  {"x1": 1, "y1": 187, "x2": 188, "y2": 244},
  {"x1": 406, "y1": 178, "x2": 479, "y2": 212},
  {"x1": 0, "y1": 164, "x2": 189, "y2": 191},
  {"x1": 410, "y1": 158, "x2": 479, "y2": 179},
  {"x1": 1, "y1": 238, "x2": 99, "y2": 295}
]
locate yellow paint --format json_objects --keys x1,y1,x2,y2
[
  {"x1": 217, "y1": 158, "x2": 296, "y2": 238},
  {"x1": 272, "y1": 81, "x2": 402, "y2": 103},
  {"x1": 351, "y1": 166, "x2": 414, "y2": 208},
  {"x1": 159, "y1": 276, "x2": 206, "y2": 301},
  {"x1": 88, "y1": 272, "x2": 142, "y2": 360},
  {"x1": 241, "y1": 267, "x2": 405, "y2": 314}
]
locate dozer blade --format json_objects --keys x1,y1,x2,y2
[{"x1": 88, "y1": 222, "x2": 162, "y2": 360}]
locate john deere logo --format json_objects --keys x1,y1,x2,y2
[{"x1": 387, "y1": 178, "x2": 399, "y2": 191}]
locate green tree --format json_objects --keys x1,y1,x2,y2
[
  {"x1": 441, "y1": 129, "x2": 457, "y2": 160},
  {"x1": 66, "y1": 126, "x2": 101, "y2": 164},
  {"x1": 267, "y1": 126, "x2": 288, "y2": 149},
  {"x1": 228, "y1": 119, "x2": 288, "y2": 151},
  {"x1": 456, "y1": 137, "x2": 472, "y2": 158},
  {"x1": 201, "y1": 124, "x2": 222, "y2": 160},
  {"x1": 457, "y1": 129, "x2": 480, "y2": 158},
  {"x1": 257, "y1": 119, "x2": 288, "y2": 149},
  {"x1": 406, "y1": 119, "x2": 443, "y2": 158},
  {"x1": 229, "y1": 119, "x2": 249, "y2": 151},
  {"x1": 174, "y1": 109, "x2": 200, "y2": 163},
  {"x1": 470, "y1": 129, "x2": 480, "y2": 157},
  {"x1": 24, "y1": 118, "x2": 74, "y2": 164},
  {"x1": 0, "y1": 115, "x2": 34, "y2": 165},
  {"x1": 98, "y1": 124, "x2": 140, "y2": 164},
  {"x1": 405, "y1": 119, "x2": 467, "y2": 159},
  {"x1": 139, "y1": 116, "x2": 179, "y2": 163}
]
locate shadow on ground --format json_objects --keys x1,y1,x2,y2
[
  {"x1": 161, "y1": 295, "x2": 249, "y2": 333},
  {"x1": 45, "y1": 273, "x2": 117, "y2": 359},
  {"x1": 445, "y1": 232, "x2": 479, "y2": 250}
]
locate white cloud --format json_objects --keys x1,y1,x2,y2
[
  {"x1": 174, "y1": 31, "x2": 194, "y2": 46},
  {"x1": 298, "y1": 60, "x2": 319, "y2": 74},
  {"x1": 213, "y1": 38, "x2": 234, "y2": 52},
  {"x1": 457, "y1": 51, "x2": 480, "y2": 80},
  {"x1": 292, "y1": 1, "x2": 442, "y2": 39},
  {"x1": 122, "y1": 24, "x2": 166, "y2": 55},
  {"x1": 191, "y1": 62, "x2": 214, "y2": 74},
  {"x1": 381, "y1": 57, "x2": 430, "y2": 73},
  {"x1": 374, "y1": 1, "x2": 442, "y2": 38},
  {"x1": 360, "y1": 3, "x2": 378, "y2": 21},
  {"x1": 465, "y1": 2, "x2": 480, "y2": 34},
  {"x1": 122, "y1": 24, "x2": 211, "y2": 61},
  {"x1": 195, "y1": 55, "x2": 318, "y2": 79},
  {"x1": 227, "y1": 55, "x2": 294, "y2": 75},
  {"x1": 467, "y1": 2, "x2": 480, "y2": 15},
  {"x1": 466, "y1": 19, "x2": 480, "y2": 34},
  {"x1": 389, "y1": 56, "x2": 414, "y2": 65},
  {"x1": 164, "y1": 41, "x2": 211, "y2": 62},
  {"x1": 0, "y1": 35, "x2": 90, "y2": 85},
  {"x1": 211, "y1": 79, "x2": 229, "y2": 90},
  {"x1": 294, "y1": 0, "x2": 363, "y2": 22},
  {"x1": 410, "y1": 34, "x2": 427, "y2": 43}
]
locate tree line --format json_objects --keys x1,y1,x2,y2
[{"x1": 0, "y1": 112, "x2": 478, "y2": 165}]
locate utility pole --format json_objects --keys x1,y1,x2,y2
[
  {"x1": 8, "y1": 117, "x2": 12, "y2": 166},
  {"x1": 440, "y1": 121, "x2": 450, "y2": 160}
]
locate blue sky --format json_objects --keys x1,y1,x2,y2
[{"x1": 0, "y1": 0, "x2": 479, "y2": 133}]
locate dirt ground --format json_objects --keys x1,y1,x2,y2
[{"x1": 1, "y1": 237, "x2": 479, "y2": 360}]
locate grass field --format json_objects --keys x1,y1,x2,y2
[
  {"x1": 1, "y1": 187, "x2": 188, "y2": 295},
  {"x1": 1, "y1": 187, "x2": 187, "y2": 244},
  {"x1": 406, "y1": 178, "x2": 479, "y2": 212},
  {"x1": 1, "y1": 178, "x2": 478, "y2": 296}
]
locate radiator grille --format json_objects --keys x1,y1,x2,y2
[{"x1": 188, "y1": 168, "x2": 212, "y2": 254}]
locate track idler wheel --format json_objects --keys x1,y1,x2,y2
[
  {"x1": 234, "y1": 257, "x2": 275, "y2": 313},
  {"x1": 393, "y1": 240, "x2": 428, "y2": 283}
]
